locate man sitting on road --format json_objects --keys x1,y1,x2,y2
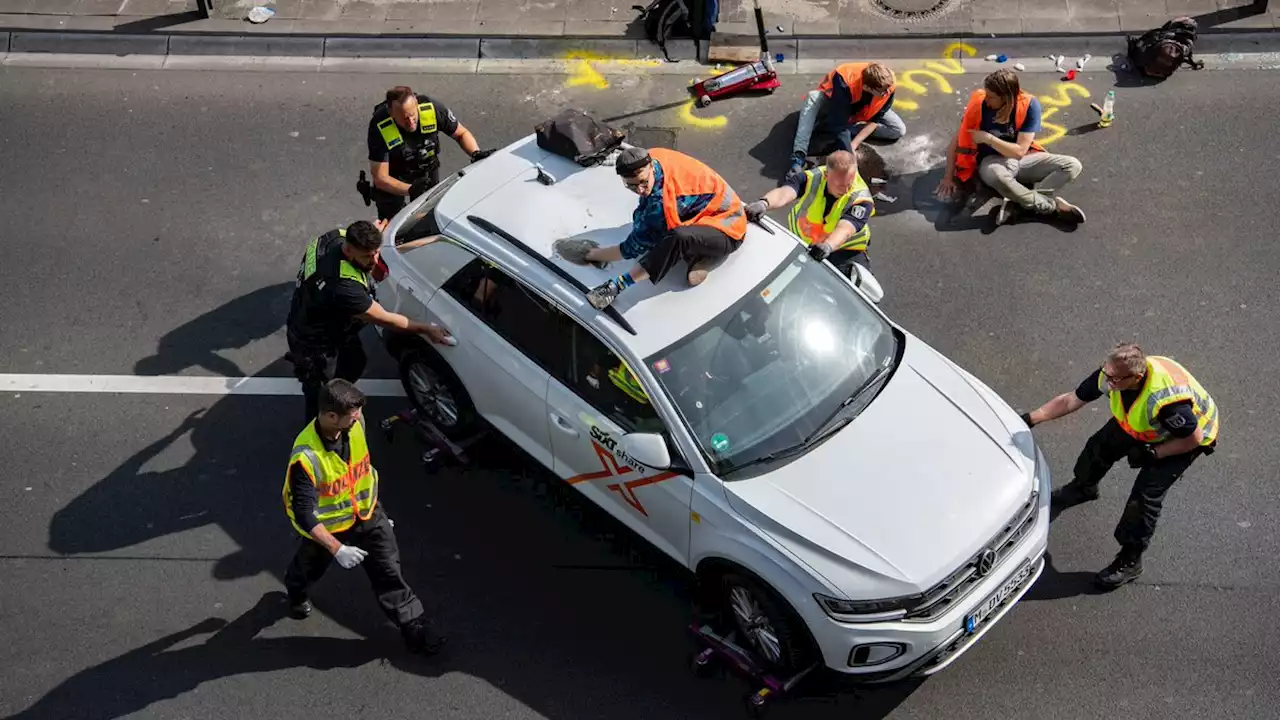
[
  {"x1": 580, "y1": 147, "x2": 748, "y2": 310},
  {"x1": 788, "y1": 62, "x2": 905, "y2": 179},
  {"x1": 934, "y1": 69, "x2": 1086, "y2": 225},
  {"x1": 745, "y1": 150, "x2": 877, "y2": 277}
]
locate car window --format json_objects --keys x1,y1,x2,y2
[
  {"x1": 568, "y1": 325, "x2": 665, "y2": 435},
  {"x1": 395, "y1": 173, "x2": 462, "y2": 245},
  {"x1": 442, "y1": 257, "x2": 573, "y2": 375}
]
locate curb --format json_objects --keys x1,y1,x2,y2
[{"x1": 1, "y1": 26, "x2": 1280, "y2": 63}]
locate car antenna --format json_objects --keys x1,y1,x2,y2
[{"x1": 534, "y1": 164, "x2": 556, "y2": 186}]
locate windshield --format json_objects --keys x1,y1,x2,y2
[
  {"x1": 394, "y1": 172, "x2": 462, "y2": 246},
  {"x1": 644, "y1": 248, "x2": 900, "y2": 477}
]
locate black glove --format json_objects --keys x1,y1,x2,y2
[
  {"x1": 744, "y1": 199, "x2": 768, "y2": 222},
  {"x1": 1127, "y1": 445, "x2": 1157, "y2": 469},
  {"x1": 1019, "y1": 412, "x2": 1036, "y2": 428},
  {"x1": 470, "y1": 148, "x2": 495, "y2": 163},
  {"x1": 409, "y1": 177, "x2": 432, "y2": 200},
  {"x1": 808, "y1": 243, "x2": 831, "y2": 261}
]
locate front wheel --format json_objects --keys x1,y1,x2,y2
[
  {"x1": 397, "y1": 346, "x2": 479, "y2": 440},
  {"x1": 716, "y1": 572, "x2": 818, "y2": 675}
]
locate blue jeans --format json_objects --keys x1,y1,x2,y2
[{"x1": 791, "y1": 90, "x2": 907, "y2": 157}]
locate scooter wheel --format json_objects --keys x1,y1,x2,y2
[{"x1": 697, "y1": 95, "x2": 712, "y2": 108}]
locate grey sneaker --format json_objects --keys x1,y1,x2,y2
[
  {"x1": 996, "y1": 197, "x2": 1016, "y2": 225},
  {"x1": 587, "y1": 280, "x2": 621, "y2": 309}
]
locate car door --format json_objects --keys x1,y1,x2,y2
[
  {"x1": 429, "y1": 255, "x2": 572, "y2": 470},
  {"x1": 544, "y1": 321, "x2": 694, "y2": 565}
]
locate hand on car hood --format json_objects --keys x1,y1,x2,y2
[{"x1": 725, "y1": 338, "x2": 1037, "y2": 599}]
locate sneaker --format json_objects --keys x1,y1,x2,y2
[
  {"x1": 288, "y1": 597, "x2": 313, "y2": 620},
  {"x1": 1050, "y1": 481, "x2": 1100, "y2": 509},
  {"x1": 401, "y1": 616, "x2": 447, "y2": 656},
  {"x1": 1055, "y1": 198, "x2": 1086, "y2": 223},
  {"x1": 587, "y1": 279, "x2": 621, "y2": 310},
  {"x1": 996, "y1": 197, "x2": 1016, "y2": 225},
  {"x1": 1094, "y1": 549, "x2": 1143, "y2": 589}
]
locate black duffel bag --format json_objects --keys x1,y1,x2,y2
[{"x1": 535, "y1": 109, "x2": 626, "y2": 167}]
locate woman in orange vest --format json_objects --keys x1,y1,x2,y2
[
  {"x1": 935, "y1": 69, "x2": 1086, "y2": 226},
  {"x1": 788, "y1": 62, "x2": 905, "y2": 177},
  {"x1": 582, "y1": 146, "x2": 748, "y2": 310}
]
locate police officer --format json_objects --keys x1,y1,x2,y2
[
  {"x1": 364, "y1": 85, "x2": 494, "y2": 221},
  {"x1": 283, "y1": 378, "x2": 445, "y2": 655},
  {"x1": 1021, "y1": 343, "x2": 1220, "y2": 589},
  {"x1": 286, "y1": 219, "x2": 453, "y2": 422},
  {"x1": 744, "y1": 149, "x2": 875, "y2": 278}
]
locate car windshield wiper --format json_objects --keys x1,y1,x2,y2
[
  {"x1": 720, "y1": 360, "x2": 893, "y2": 476},
  {"x1": 800, "y1": 361, "x2": 893, "y2": 447}
]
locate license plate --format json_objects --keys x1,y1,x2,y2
[{"x1": 964, "y1": 558, "x2": 1035, "y2": 634}]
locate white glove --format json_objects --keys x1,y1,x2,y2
[{"x1": 333, "y1": 544, "x2": 368, "y2": 569}]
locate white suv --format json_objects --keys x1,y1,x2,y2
[{"x1": 375, "y1": 136, "x2": 1051, "y2": 682}]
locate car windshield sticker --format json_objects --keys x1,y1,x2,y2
[
  {"x1": 761, "y1": 262, "x2": 802, "y2": 305},
  {"x1": 710, "y1": 433, "x2": 731, "y2": 453},
  {"x1": 653, "y1": 358, "x2": 671, "y2": 374}
]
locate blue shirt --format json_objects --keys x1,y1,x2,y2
[
  {"x1": 824, "y1": 72, "x2": 894, "y2": 132},
  {"x1": 978, "y1": 96, "x2": 1042, "y2": 159},
  {"x1": 619, "y1": 160, "x2": 714, "y2": 260}
]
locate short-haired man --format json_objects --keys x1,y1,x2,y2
[
  {"x1": 286, "y1": 219, "x2": 454, "y2": 422},
  {"x1": 745, "y1": 149, "x2": 876, "y2": 277},
  {"x1": 366, "y1": 85, "x2": 494, "y2": 221},
  {"x1": 788, "y1": 62, "x2": 905, "y2": 177},
  {"x1": 282, "y1": 379, "x2": 445, "y2": 655},
  {"x1": 580, "y1": 147, "x2": 748, "y2": 310},
  {"x1": 1021, "y1": 343, "x2": 1220, "y2": 589}
]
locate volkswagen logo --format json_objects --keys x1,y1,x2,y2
[{"x1": 975, "y1": 550, "x2": 997, "y2": 577}]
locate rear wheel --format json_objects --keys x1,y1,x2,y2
[
  {"x1": 397, "y1": 345, "x2": 478, "y2": 440},
  {"x1": 716, "y1": 571, "x2": 817, "y2": 675}
]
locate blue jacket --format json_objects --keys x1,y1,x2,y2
[{"x1": 619, "y1": 160, "x2": 714, "y2": 260}]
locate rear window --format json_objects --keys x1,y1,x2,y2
[{"x1": 395, "y1": 173, "x2": 462, "y2": 246}]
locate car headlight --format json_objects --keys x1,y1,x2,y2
[{"x1": 813, "y1": 592, "x2": 922, "y2": 623}]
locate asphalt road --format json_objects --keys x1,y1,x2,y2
[{"x1": 1, "y1": 62, "x2": 1278, "y2": 720}]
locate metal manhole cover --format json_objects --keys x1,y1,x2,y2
[
  {"x1": 868, "y1": 0, "x2": 961, "y2": 21},
  {"x1": 625, "y1": 126, "x2": 679, "y2": 150}
]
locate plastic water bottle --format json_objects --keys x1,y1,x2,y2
[{"x1": 1099, "y1": 90, "x2": 1115, "y2": 128}]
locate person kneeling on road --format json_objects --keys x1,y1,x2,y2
[
  {"x1": 286, "y1": 219, "x2": 454, "y2": 423},
  {"x1": 935, "y1": 69, "x2": 1086, "y2": 226},
  {"x1": 365, "y1": 85, "x2": 495, "y2": 221},
  {"x1": 283, "y1": 379, "x2": 445, "y2": 655},
  {"x1": 788, "y1": 61, "x2": 905, "y2": 178},
  {"x1": 1019, "y1": 342, "x2": 1219, "y2": 589},
  {"x1": 745, "y1": 150, "x2": 875, "y2": 277},
  {"x1": 581, "y1": 147, "x2": 747, "y2": 310}
]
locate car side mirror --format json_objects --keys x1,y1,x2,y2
[
  {"x1": 621, "y1": 433, "x2": 672, "y2": 470},
  {"x1": 851, "y1": 263, "x2": 884, "y2": 304}
]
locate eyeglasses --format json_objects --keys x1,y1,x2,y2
[{"x1": 1103, "y1": 369, "x2": 1135, "y2": 383}]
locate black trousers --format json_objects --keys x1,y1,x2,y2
[
  {"x1": 287, "y1": 332, "x2": 367, "y2": 423},
  {"x1": 639, "y1": 225, "x2": 740, "y2": 283},
  {"x1": 284, "y1": 506, "x2": 425, "y2": 628},
  {"x1": 373, "y1": 166, "x2": 440, "y2": 221},
  {"x1": 1072, "y1": 418, "x2": 1208, "y2": 553},
  {"x1": 827, "y1": 248, "x2": 870, "y2": 278}
]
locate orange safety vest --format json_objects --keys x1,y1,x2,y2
[
  {"x1": 954, "y1": 89, "x2": 1045, "y2": 183},
  {"x1": 817, "y1": 62, "x2": 895, "y2": 123},
  {"x1": 648, "y1": 148, "x2": 748, "y2": 241}
]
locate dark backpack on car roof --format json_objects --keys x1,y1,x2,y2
[
  {"x1": 1127, "y1": 16, "x2": 1205, "y2": 79},
  {"x1": 534, "y1": 109, "x2": 627, "y2": 167}
]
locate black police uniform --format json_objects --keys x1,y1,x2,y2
[
  {"x1": 286, "y1": 229, "x2": 376, "y2": 422},
  {"x1": 366, "y1": 97, "x2": 459, "y2": 221}
]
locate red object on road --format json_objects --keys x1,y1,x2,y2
[
  {"x1": 1064, "y1": 69, "x2": 1078, "y2": 81},
  {"x1": 690, "y1": 58, "x2": 781, "y2": 107}
]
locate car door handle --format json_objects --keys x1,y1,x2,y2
[{"x1": 550, "y1": 414, "x2": 579, "y2": 438}]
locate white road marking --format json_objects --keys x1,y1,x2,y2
[{"x1": 0, "y1": 374, "x2": 406, "y2": 397}]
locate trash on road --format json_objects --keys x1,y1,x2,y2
[
  {"x1": 246, "y1": 6, "x2": 275, "y2": 23},
  {"x1": 985, "y1": 54, "x2": 1008, "y2": 62},
  {"x1": 873, "y1": 192, "x2": 898, "y2": 203},
  {"x1": 1063, "y1": 69, "x2": 1078, "y2": 81},
  {"x1": 1014, "y1": 62, "x2": 1026, "y2": 71},
  {"x1": 1076, "y1": 53, "x2": 1092, "y2": 70}
]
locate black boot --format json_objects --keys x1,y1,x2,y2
[
  {"x1": 1051, "y1": 481, "x2": 1100, "y2": 509},
  {"x1": 1094, "y1": 548, "x2": 1143, "y2": 589},
  {"x1": 401, "y1": 616, "x2": 446, "y2": 656},
  {"x1": 288, "y1": 596, "x2": 313, "y2": 620}
]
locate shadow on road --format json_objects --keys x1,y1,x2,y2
[
  {"x1": 36, "y1": 288, "x2": 923, "y2": 719},
  {"x1": 1024, "y1": 552, "x2": 1110, "y2": 602}
]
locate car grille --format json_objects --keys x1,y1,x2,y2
[{"x1": 903, "y1": 490, "x2": 1039, "y2": 622}]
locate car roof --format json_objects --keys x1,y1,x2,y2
[{"x1": 426, "y1": 134, "x2": 798, "y2": 359}]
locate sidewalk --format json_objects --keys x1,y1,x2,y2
[{"x1": 1, "y1": 0, "x2": 1277, "y2": 39}]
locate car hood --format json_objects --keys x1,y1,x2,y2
[{"x1": 724, "y1": 336, "x2": 1036, "y2": 598}]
